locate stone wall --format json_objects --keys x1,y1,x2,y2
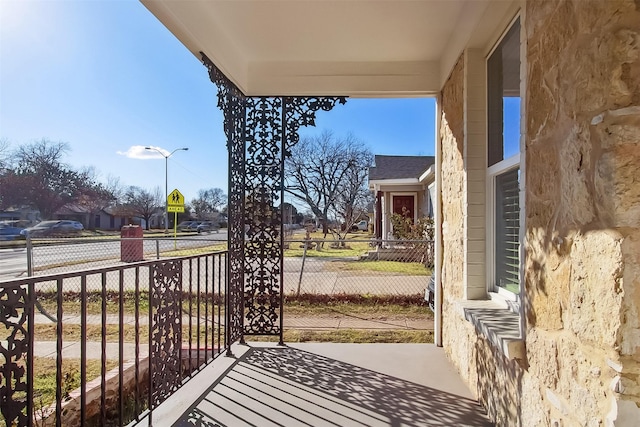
[
  {"x1": 440, "y1": 55, "x2": 465, "y2": 302},
  {"x1": 440, "y1": 48, "x2": 531, "y2": 425},
  {"x1": 524, "y1": 0, "x2": 640, "y2": 424},
  {"x1": 439, "y1": 0, "x2": 640, "y2": 425}
]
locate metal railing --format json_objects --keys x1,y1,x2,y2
[
  {"x1": 0, "y1": 234, "x2": 433, "y2": 425},
  {"x1": 0, "y1": 251, "x2": 228, "y2": 427}
]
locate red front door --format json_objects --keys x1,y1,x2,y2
[{"x1": 393, "y1": 195, "x2": 415, "y2": 220}]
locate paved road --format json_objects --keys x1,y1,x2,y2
[
  {"x1": 0, "y1": 245, "x2": 29, "y2": 279},
  {"x1": 0, "y1": 232, "x2": 227, "y2": 282}
]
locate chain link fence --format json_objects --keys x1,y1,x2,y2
[
  {"x1": 1, "y1": 234, "x2": 433, "y2": 297},
  {"x1": 0, "y1": 235, "x2": 224, "y2": 278},
  {"x1": 283, "y1": 238, "x2": 433, "y2": 297}
]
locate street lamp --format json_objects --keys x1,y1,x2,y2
[{"x1": 145, "y1": 146, "x2": 189, "y2": 232}]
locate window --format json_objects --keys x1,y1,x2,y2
[
  {"x1": 488, "y1": 17, "x2": 521, "y2": 295},
  {"x1": 495, "y1": 167, "x2": 520, "y2": 292}
]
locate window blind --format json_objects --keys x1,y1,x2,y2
[{"x1": 495, "y1": 168, "x2": 520, "y2": 293}]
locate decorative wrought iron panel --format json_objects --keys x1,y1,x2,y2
[
  {"x1": 283, "y1": 97, "x2": 347, "y2": 155},
  {"x1": 202, "y1": 53, "x2": 346, "y2": 342},
  {"x1": 149, "y1": 261, "x2": 182, "y2": 408},
  {"x1": 244, "y1": 96, "x2": 284, "y2": 337},
  {"x1": 0, "y1": 283, "x2": 33, "y2": 427},
  {"x1": 226, "y1": 116, "x2": 246, "y2": 345},
  {"x1": 202, "y1": 54, "x2": 245, "y2": 346}
]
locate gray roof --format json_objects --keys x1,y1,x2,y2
[{"x1": 368, "y1": 155, "x2": 435, "y2": 181}]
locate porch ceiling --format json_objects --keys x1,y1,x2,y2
[{"x1": 140, "y1": 0, "x2": 518, "y2": 97}]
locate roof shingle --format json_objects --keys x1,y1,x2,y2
[{"x1": 368, "y1": 155, "x2": 434, "y2": 181}]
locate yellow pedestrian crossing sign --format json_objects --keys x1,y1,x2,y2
[{"x1": 167, "y1": 189, "x2": 185, "y2": 212}]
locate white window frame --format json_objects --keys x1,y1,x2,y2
[
  {"x1": 485, "y1": 15, "x2": 523, "y2": 304},
  {"x1": 487, "y1": 154, "x2": 521, "y2": 301}
]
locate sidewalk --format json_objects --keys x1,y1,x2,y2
[
  {"x1": 34, "y1": 313, "x2": 433, "y2": 330},
  {"x1": 284, "y1": 314, "x2": 432, "y2": 330},
  {"x1": 32, "y1": 312, "x2": 434, "y2": 359}
]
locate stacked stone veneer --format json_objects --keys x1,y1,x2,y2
[
  {"x1": 440, "y1": 0, "x2": 640, "y2": 425},
  {"x1": 440, "y1": 56, "x2": 465, "y2": 302}
]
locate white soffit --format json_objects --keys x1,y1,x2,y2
[
  {"x1": 419, "y1": 166, "x2": 435, "y2": 183},
  {"x1": 369, "y1": 178, "x2": 421, "y2": 188},
  {"x1": 141, "y1": 0, "x2": 517, "y2": 97}
]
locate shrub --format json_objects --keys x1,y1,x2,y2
[{"x1": 389, "y1": 208, "x2": 434, "y2": 240}]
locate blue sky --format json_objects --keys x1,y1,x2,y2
[{"x1": 0, "y1": 0, "x2": 435, "y2": 203}]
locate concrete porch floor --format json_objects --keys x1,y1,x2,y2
[{"x1": 141, "y1": 343, "x2": 492, "y2": 426}]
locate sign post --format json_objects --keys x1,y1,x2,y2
[{"x1": 167, "y1": 189, "x2": 185, "y2": 250}]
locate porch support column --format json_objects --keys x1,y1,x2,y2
[
  {"x1": 203, "y1": 53, "x2": 346, "y2": 344},
  {"x1": 375, "y1": 191, "x2": 383, "y2": 240},
  {"x1": 243, "y1": 97, "x2": 346, "y2": 343},
  {"x1": 202, "y1": 54, "x2": 246, "y2": 349}
]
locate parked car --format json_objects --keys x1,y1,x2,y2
[
  {"x1": 20, "y1": 220, "x2": 84, "y2": 237},
  {"x1": 197, "y1": 221, "x2": 220, "y2": 233},
  {"x1": 68, "y1": 221, "x2": 84, "y2": 231},
  {"x1": 0, "y1": 223, "x2": 26, "y2": 241},
  {"x1": 176, "y1": 221, "x2": 200, "y2": 232},
  {"x1": 425, "y1": 275, "x2": 435, "y2": 312},
  {"x1": 350, "y1": 220, "x2": 369, "y2": 232}
]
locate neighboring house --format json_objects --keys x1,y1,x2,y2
[
  {"x1": 97, "y1": 207, "x2": 136, "y2": 231},
  {"x1": 201, "y1": 211, "x2": 227, "y2": 225},
  {"x1": 139, "y1": 1, "x2": 640, "y2": 425},
  {"x1": 279, "y1": 202, "x2": 298, "y2": 225},
  {"x1": 146, "y1": 207, "x2": 165, "y2": 229},
  {"x1": 0, "y1": 204, "x2": 134, "y2": 231},
  {"x1": 55, "y1": 204, "x2": 138, "y2": 231},
  {"x1": 54, "y1": 204, "x2": 91, "y2": 227},
  {"x1": 368, "y1": 155, "x2": 434, "y2": 240},
  {"x1": 0, "y1": 208, "x2": 41, "y2": 227}
]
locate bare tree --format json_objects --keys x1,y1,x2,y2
[
  {"x1": 1, "y1": 139, "x2": 89, "y2": 219},
  {"x1": 190, "y1": 188, "x2": 227, "y2": 220},
  {"x1": 74, "y1": 168, "x2": 119, "y2": 230},
  {"x1": 285, "y1": 131, "x2": 373, "y2": 235},
  {"x1": 0, "y1": 138, "x2": 10, "y2": 171},
  {"x1": 105, "y1": 175, "x2": 125, "y2": 201},
  {"x1": 329, "y1": 158, "x2": 374, "y2": 241},
  {"x1": 119, "y1": 186, "x2": 162, "y2": 230}
]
